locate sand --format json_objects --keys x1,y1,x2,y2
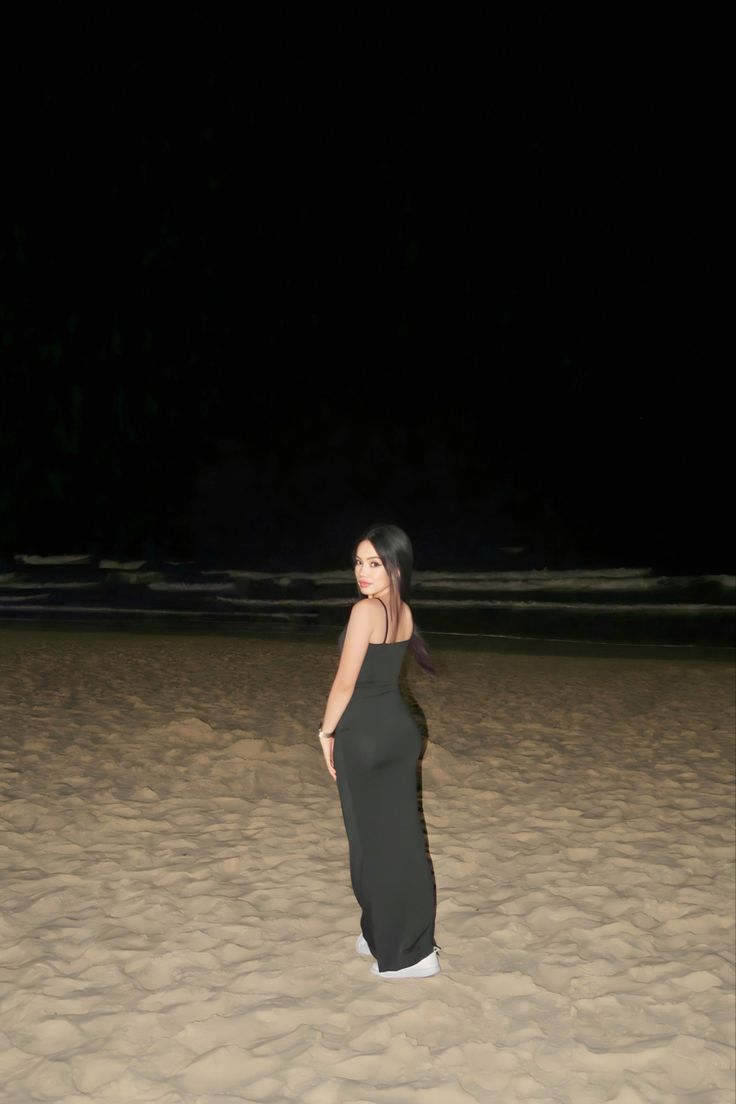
[{"x1": 0, "y1": 624, "x2": 733, "y2": 1104}]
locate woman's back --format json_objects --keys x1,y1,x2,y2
[{"x1": 366, "y1": 596, "x2": 414, "y2": 645}]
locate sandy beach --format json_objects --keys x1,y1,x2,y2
[{"x1": 0, "y1": 623, "x2": 733, "y2": 1104}]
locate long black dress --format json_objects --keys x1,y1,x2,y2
[{"x1": 333, "y1": 597, "x2": 437, "y2": 973}]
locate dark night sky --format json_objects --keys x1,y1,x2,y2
[{"x1": 1, "y1": 3, "x2": 731, "y2": 572}]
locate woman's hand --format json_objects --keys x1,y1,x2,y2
[{"x1": 320, "y1": 735, "x2": 336, "y2": 781}]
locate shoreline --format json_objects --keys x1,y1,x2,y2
[{"x1": 1, "y1": 613, "x2": 734, "y2": 664}]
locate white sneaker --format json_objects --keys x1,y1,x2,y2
[
  {"x1": 356, "y1": 933, "x2": 373, "y2": 957},
  {"x1": 370, "y1": 947, "x2": 440, "y2": 978}
]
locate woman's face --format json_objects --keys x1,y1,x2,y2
[{"x1": 354, "y1": 540, "x2": 391, "y2": 599}]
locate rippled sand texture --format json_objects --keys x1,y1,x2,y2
[{"x1": 0, "y1": 625, "x2": 733, "y2": 1104}]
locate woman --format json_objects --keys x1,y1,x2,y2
[{"x1": 318, "y1": 522, "x2": 441, "y2": 978}]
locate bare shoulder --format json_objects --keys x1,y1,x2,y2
[
  {"x1": 401, "y1": 601, "x2": 415, "y2": 638},
  {"x1": 348, "y1": 598, "x2": 380, "y2": 628}
]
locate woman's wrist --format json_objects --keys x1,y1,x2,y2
[{"x1": 318, "y1": 726, "x2": 334, "y2": 739}]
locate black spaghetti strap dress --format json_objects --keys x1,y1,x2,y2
[{"x1": 333, "y1": 597, "x2": 437, "y2": 973}]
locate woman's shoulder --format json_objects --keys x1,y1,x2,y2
[
  {"x1": 344, "y1": 597, "x2": 385, "y2": 645},
  {"x1": 348, "y1": 597, "x2": 374, "y2": 621},
  {"x1": 347, "y1": 596, "x2": 413, "y2": 642}
]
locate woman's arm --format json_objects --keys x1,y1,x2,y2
[
  {"x1": 319, "y1": 601, "x2": 374, "y2": 781},
  {"x1": 321, "y1": 599, "x2": 374, "y2": 734}
]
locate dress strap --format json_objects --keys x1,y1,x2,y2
[{"x1": 374, "y1": 596, "x2": 389, "y2": 643}]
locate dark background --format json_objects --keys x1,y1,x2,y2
[{"x1": 1, "y1": 3, "x2": 731, "y2": 573}]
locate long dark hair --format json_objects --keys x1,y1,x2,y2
[{"x1": 352, "y1": 521, "x2": 437, "y2": 678}]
